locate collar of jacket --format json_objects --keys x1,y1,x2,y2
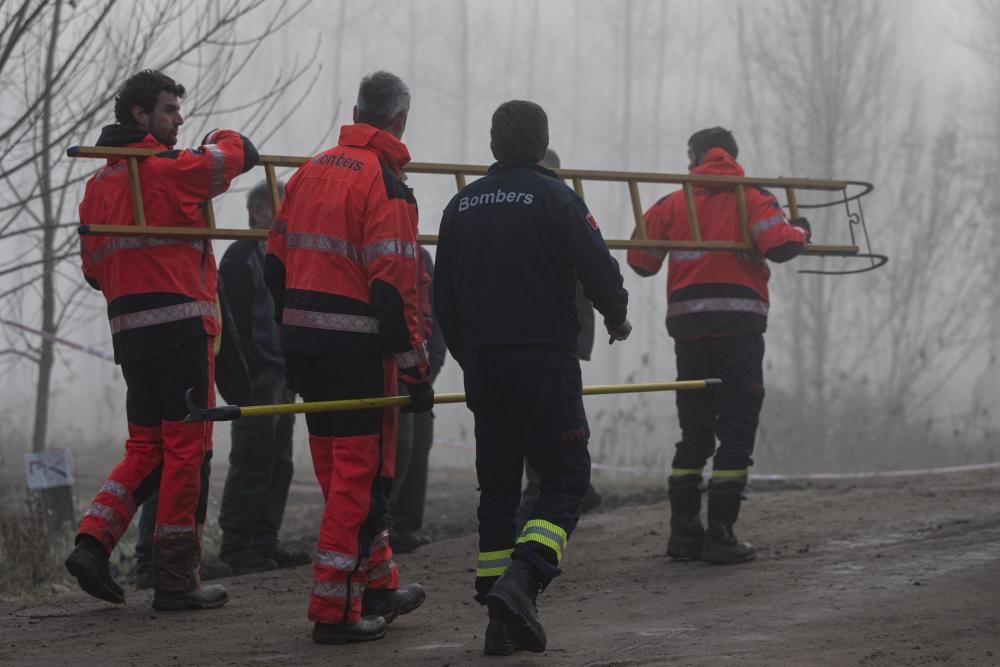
[
  {"x1": 338, "y1": 123, "x2": 411, "y2": 174},
  {"x1": 487, "y1": 160, "x2": 558, "y2": 178},
  {"x1": 96, "y1": 124, "x2": 167, "y2": 161}
]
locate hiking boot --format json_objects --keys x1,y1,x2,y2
[
  {"x1": 255, "y1": 544, "x2": 311, "y2": 569},
  {"x1": 134, "y1": 560, "x2": 154, "y2": 590},
  {"x1": 65, "y1": 536, "x2": 125, "y2": 604},
  {"x1": 484, "y1": 607, "x2": 516, "y2": 656},
  {"x1": 201, "y1": 558, "x2": 233, "y2": 580},
  {"x1": 581, "y1": 484, "x2": 603, "y2": 514},
  {"x1": 667, "y1": 475, "x2": 705, "y2": 561},
  {"x1": 221, "y1": 548, "x2": 278, "y2": 575},
  {"x1": 485, "y1": 560, "x2": 546, "y2": 653},
  {"x1": 702, "y1": 479, "x2": 756, "y2": 565},
  {"x1": 361, "y1": 583, "x2": 426, "y2": 624},
  {"x1": 313, "y1": 616, "x2": 387, "y2": 644},
  {"x1": 391, "y1": 530, "x2": 431, "y2": 554},
  {"x1": 152, "y1": 583, "x2": 229, "y2": 611}
]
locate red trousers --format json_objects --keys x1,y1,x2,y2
[
  {"x1": 77, "y1": 335, "x2": 214, "y2": 592},
  {"x1": 287, "y1": 353, "x2": 399, "y2": 625}
]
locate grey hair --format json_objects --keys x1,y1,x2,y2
[
  {"x1": 246, "y1": 180, "x2": 284, "y2": 212},
  {"x1": 356, "y1": 71, "x2": 411, "y2": 129}
]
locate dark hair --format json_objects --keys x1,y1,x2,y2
[
  {"x1": 688, "y1": 127, "x2": 739, "y2": 160},
  {"x1": 491, "y1": 100, "x2": 548, "y2": 162},
  {"x1": 114, "y1": 70, "x2": 186, "y2": 127},
  {"x1": 356, "y1": 71, "x2": 410, "y2": 129},
  {"x1": 246, "y1": 180, "x2": 285, "y2": 212}
]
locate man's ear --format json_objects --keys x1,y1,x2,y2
[
  {"x1": 131, "y1": 104, "x2": 148, "y2": 129},
  {"x1": 352, "y1": 105, "x2": 359, "y2": 124},
  {"x1": 390, "y1": 110, "x2": 408, "y2": 138}
]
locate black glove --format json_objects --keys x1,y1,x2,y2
[
  {"x1": 402, "y1": 381, "x2": 434, "y2": 413},
  {"x1": 791, "y1": 216, "x2": 812, "y2": 242}
]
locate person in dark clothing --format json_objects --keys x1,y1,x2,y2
[
  {"x1": 627, "y1": 127, "x2": 811, "y2": 565},
  {"x1": 434, "y1": 100, "x2": 631, "y2": 655},
  {"x1": 214, "y1": 180, "x2": 312, "y2": 573},
  {"x1": 388, "y1": 246, "x2": 447, "y2": 553},
  {"x1": 516, "y1": 148, "x2": 601, "y2": 530}
]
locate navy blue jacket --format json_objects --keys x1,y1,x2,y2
[{"x1": 433, "y1": 161, "x2": 628, "y2": 358}]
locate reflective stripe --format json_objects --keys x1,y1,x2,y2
[
  {"x1": 371, "y1": 529, "x2": 390, "y2": 552},
  {"x1": 367, "y1": 560, "x2": 397, "y2": 583},
  {"x1": 312, "y1": 581, "x2": 365, "y2": 600},
  {"x1": 750, "y1": 214, "x2": 785, "y2": 239},
  {"x1": 281, "y1": 309, "x2": 379, "y2": 334},
  {"x1": 667, "y1": 298, "x2": 769, "y2": 318},
  {"x1": 671, "y1": 468, "x2": 704, "y2": 478},
  {"x1": 315, "y1": 549, "x2": 358, "y2": 572},
  {"x1": 712, "y1": 469, "x2": 748, "y2": 479},
  {"x1": 204, "y1": 144, "x2": 226, "y2": 197},
  {"x1": 156, "y1": 524, "x2": 196, "y2": 538},
  {"x1": 86, "y1": 237, "x2": 203, "y2": 266},
  {"x1": 669, "y1": 250, "x2": 707, "y2": 263},
  {"x1": 110, "y1": 300, "x2": 217, "y2": 334},
  {"x1": 364, "y1": 238, "x2": 416, "y2": 263},
  {"x1": 395, "y1": 342, "x2": 428, "y2": 370},
  {"x1": 100, "y1": 480, "x2": 136, "y2": 515},
  {"x1": 286, "y1": 232, "x2": 365, "y2": 264},
  {"x1": 84, "y1": 503, "x2": 125, "y2": 539},
  {"x1": 517, "y1": 520, "x2": 568, "y2": 562},
  {"x1": 476, "y1": 548, "x2": 513, "y2": 578},
  {"x1": 101, "y1": 480, "x2": 128, "y2": 500}
]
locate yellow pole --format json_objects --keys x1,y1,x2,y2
[{"x1": 185, "y1": 379, "x2": 721, "y2": 422}]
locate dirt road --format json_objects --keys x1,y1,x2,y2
[{"x1": 3, "y1": 468, "x2": 1000, "y2": 666}]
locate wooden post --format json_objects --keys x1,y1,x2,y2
[
  {"x1": 682, "y1": 182, "x2": 701, "y2": 242},
  {"x1": 785, "y1": 187, "x2": 800, "y2": 221},
  {"x1": 628, "y1": 180, "x2": 646, "y2": 239},
  {"x1": 265, "y1": 163, "x2": 281, "y2": 214},
  {"x1": 126, "y1": 157, "x2": 145, "y2": 226},
  {"x1": 455, "y1": 173, "x2": 467, "y2": 190},
  {"x1": 736, "y1": 184, "x2": 751, "y2": 243}
]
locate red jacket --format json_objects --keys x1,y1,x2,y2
[
  {"x1": 80, "y1": 125, "x2": 258, "y2": 363},
  {"x1": 627, "y1": 148, "x2": 808, "y2": 339},
  {"x1": 265, "y1": 124, "x2": 428, "y2": 381}
]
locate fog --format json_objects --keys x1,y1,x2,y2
[{"x1": 1, "y1": 0, "x2": 996, "y2": 476}]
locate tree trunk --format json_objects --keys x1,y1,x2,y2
[{"x1": 31, "y1": 0, "x2": 61, "y2": 456}]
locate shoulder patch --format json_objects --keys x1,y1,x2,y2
[
  {"x1": 585, "y1": 211, "x2": 599, "y2": 230},
  {"x1": 379, "y1": 158, "x2": 416, "y2": 204}
]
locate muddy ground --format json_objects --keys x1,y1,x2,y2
[{"x1": 2, "y1": 465, "x2": 1000, "y2": 666}]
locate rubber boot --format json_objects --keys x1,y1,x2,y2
[
  {"x1": 666, "y1": 476, "x2": 705, "y2": 560},
  {"x1": 361, "y1": 583, "x2": 426, "y2": 624},
  {"x1": 702, "y1": 479, "x2": 756, "y2": 564},
  {"x1": 313, "y1": 616, "x2": 387, "y2": 644},
  {"x1": 152, "y1": 584, "x2": 229, "y2": 611},
  {"x1": 65, "y1": 535, "x2": 125, "y2": 604},
  {"x1": 484, "y1": 606, "x2": 516, "y2": 656},
  {"x1": 484, "y1": 560, "x2": 546, "y2": 653}
]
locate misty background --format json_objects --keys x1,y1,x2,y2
[{"x1": 1, "y1": 0, "x2": 997, "y2": 480}]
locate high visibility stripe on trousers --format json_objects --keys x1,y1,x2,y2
[
  {"x1": 516, "y1": 519, "x2": 569, "y2": 564},
  {"x1": 476, "y1": 548, "x2": 513, "y2": 578}
]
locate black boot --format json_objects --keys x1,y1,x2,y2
[
  {"x1": 255, "y1": 543, "x2": 312, "y2": 569},
  {"x1": 485, "y1": 560, "x2": 546, "y2": 653},
  {"x1": 667, "y1": 476, "x2": 705, "y2": 561},
  {"x1": 361, "y1": 583, "x2": 426, "y2": 624},
  {"x1": 313, "y1": 616, "x2": 387, "y2": 644},
  {"x1": 484, "y1": 607, "x2": 516, "y2": 656},
  {"x1": 220, "y1": 548, "x2": 278, "y2": 575},
  {"x1": 152, "y1": 583, "x2": 229, "y2": 611},
  {"x1": 702, "y1": 479, "x2": 756, "y2": 565},
  {"x1": 65, "y1": 536, "x2": 125, "y2": 604}
]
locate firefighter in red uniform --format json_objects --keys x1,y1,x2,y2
[
  {"x1": 627, "y1": 127, "x2": 810, "y2": 564},
  {"x1": 65, "y1": 70, "x2": 258, "y2": 610},
  {"x1": 265, "y1": 71, "x2": 430, "y2": 645}
]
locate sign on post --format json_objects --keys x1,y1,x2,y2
[{"x1": 24, "y1": 449, "x2": 74, "y2": 490}]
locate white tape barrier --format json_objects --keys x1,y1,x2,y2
[{"x1": 435, "y1": 440, "x2": 1000, "y2": 480}]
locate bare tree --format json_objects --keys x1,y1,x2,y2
[
  {"x1": 735, "y1": 0, "x2": 987, "y2": 468},
  {"x1": 0, "y1": 0, "x2": 320, "y2": 456}
]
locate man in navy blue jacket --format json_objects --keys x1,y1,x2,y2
[{"x1": 434, "y1": 100, "x2": 631, "y2": 656}]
